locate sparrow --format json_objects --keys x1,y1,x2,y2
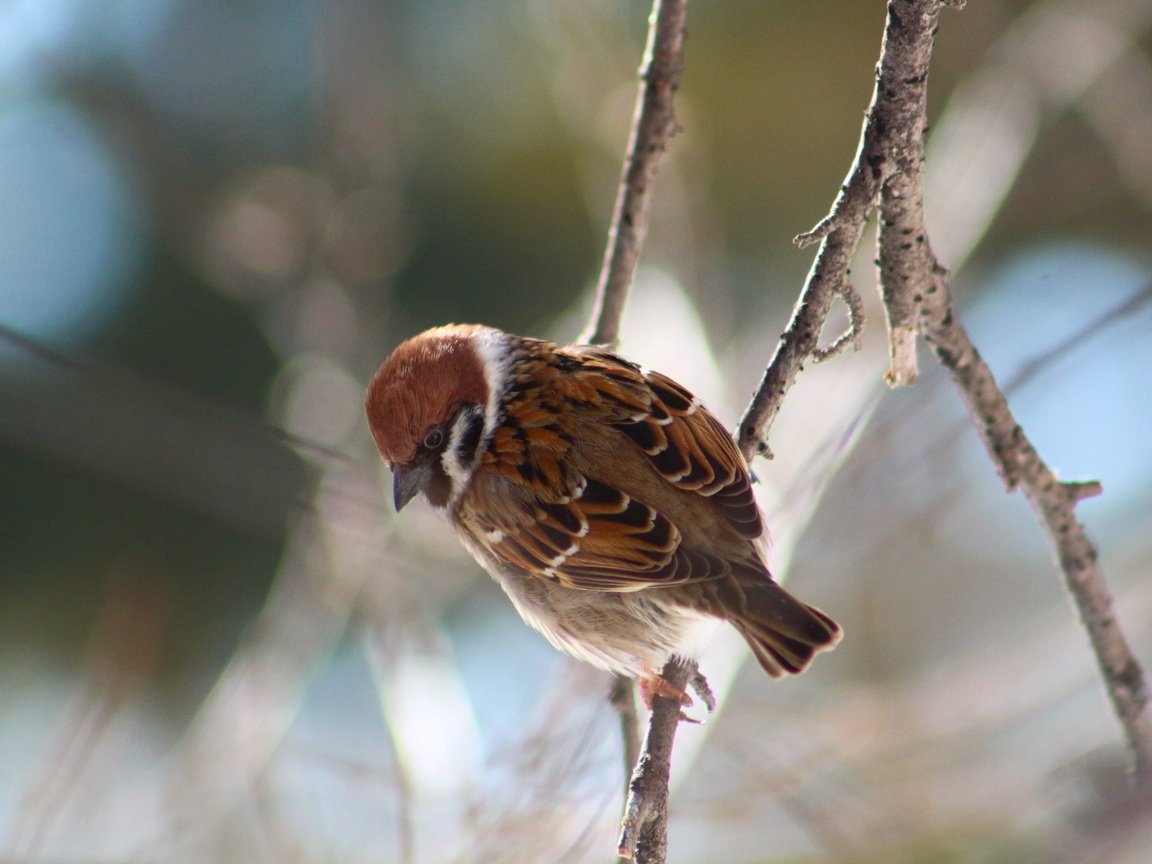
[{"x1": 365, "y1": 324, "x2": 840, "y2": 702}]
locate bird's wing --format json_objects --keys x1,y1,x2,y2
[
  {"x1": 465, "y1": 473, "x2": 740, "y2": 592},
  {"x1": 463, "y1": 343, "x2": 762, "y2": 592},
  {"x1": 565, "y1": 346, "x2": 762, "y2": 540}
]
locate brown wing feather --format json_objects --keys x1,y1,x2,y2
[
  {"x1": 464, "y1": 340, "x2": 762, "y2": 592},
  {"x1": 564, "y1": 350, "x2": 763, "y2": 541},
  {"x1": 468, "y1": 475, "x2": 740, "y2": 592}
]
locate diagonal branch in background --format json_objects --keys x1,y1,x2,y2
[
  {"x1": 581, "y1": 0, "x2": 688, "y2": 349},
  {"x1": 870, "y1": 1, "x2": 1152, "y2": 784},
  {"x1": 744, "y1": 0, "x2": 1152, "y2": 783}
]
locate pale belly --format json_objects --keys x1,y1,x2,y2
[{"x1": 467, "y1": 538, "x2": 715, "y2": 678}]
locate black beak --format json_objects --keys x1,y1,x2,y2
[{"x1": 392, "y1": 461, "x2": 434, "y2": 512}]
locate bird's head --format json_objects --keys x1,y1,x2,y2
[{"x1": 365, "y1": 323, "x2": 506, "y2": 510}]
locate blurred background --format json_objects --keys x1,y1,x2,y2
[{"x1": 1, "y1": 0, "x2": 1151, "y2": 861}]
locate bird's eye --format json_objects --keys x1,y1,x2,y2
[{"x1": 422, "y1": 428, "x2": 444, "y2": 449}]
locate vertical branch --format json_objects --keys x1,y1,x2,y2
[
  {"x1": 616, "y1": 657, "x2": 695, "y2": 863},
  {"x1": 578, "y1": 4, "x2": 691, "y2": 861},
  {"x1": 580, "y1": 0, "x2": 688, "y2": 349}
]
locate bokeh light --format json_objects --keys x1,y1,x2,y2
[{"x1": 0, "y1": 101, "x2": 140, "y2": 359}]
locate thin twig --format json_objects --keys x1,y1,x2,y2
[
  {"x1": 688, "y1": 668, "x2": 716, "y2": 713},
  {"x1": 999, "y1": 282, "x2": 1152, "y2": 397},
  {"x1": 580, "y1": 0, "x2": 688, "y2": 349},
  {"x1": 0, "y1": 321, "x2": 83, "y2": 369},
  {"x1": 735, "y1": 190, "x2": 871, "y2": 463},
  {"x1": 616, "y1": 657, "x2": 695, "y2": 863}
]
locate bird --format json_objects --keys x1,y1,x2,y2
[{"x1": 365, "y1": 323, "x2": 841, "y2": 705}]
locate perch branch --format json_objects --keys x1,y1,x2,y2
[
  {"x1": 616, "y1": 657, "x2": 695, "y2": 863},
  {"x1": 581, "y1": 0, "x2": 688, "y2": 349},
  {"x1": 577, "y1": 4, "x2": 692, "y2": 861}
]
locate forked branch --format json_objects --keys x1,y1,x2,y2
[
  {"x1": 741, "y1": 0, "x2": 1152, "y2": 782},
  {"x1": 736, "y1": 0, "x2": 950, "y2": 459}
]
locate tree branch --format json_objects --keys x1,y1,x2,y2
[
  {"x1": 736, "y1": 0, "x2": 960, "y2": 461},
  {"x1": 577, "y1": 4, "x2": 692, "y2": 861},
  {"x1": 764, "y1": 0, "x2": 1152, "y2": 783},
  {"x1": 580, "y1": 0, "x2": 688, "y2": 349},
  {"x1": 616, "y1": 657, "x2": 695, "y2": 863},
  {"x1": 918, "y1": 275, "x2": 1152, "y2": 782},
  {"x1": 588, "y1": 3, "x2": 1148, "y2": 863},
  {"x1": 736, "y1": 234, "x2": 869, "y2": 463},
  {"x1": 871, "y1": 0, "x2": 1151, "y2": 783}
]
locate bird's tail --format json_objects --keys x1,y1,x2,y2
[{"x1": 702, "y1": 574, "x2": 842, "y2": 677}]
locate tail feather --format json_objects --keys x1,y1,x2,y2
[{"x1": 704, "y1": 576, "x2": 842, "y2": 678}]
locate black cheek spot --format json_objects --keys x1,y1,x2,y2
[
  {"x1": 453, "y1": 405, "x2": 485, "y2": 463},
  {"x1": 424, "y1": 468, "x2": 453, "y2": 509}
]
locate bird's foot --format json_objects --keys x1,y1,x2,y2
[{"x1": 638, "y1": 672, "x2": 692, "y2": 710}]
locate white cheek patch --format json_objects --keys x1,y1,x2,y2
[
  {"x1": 442, "y1": 405, "x2": 485, "y2": 504},
  {"x1": 469, "y1": 328, "x2": 512, "y2": 444}
]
